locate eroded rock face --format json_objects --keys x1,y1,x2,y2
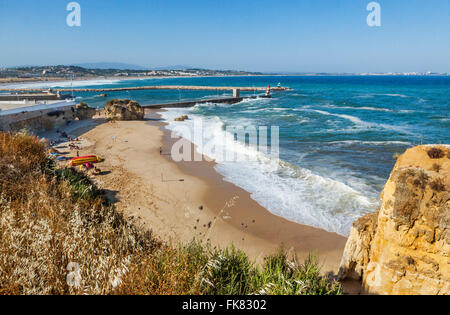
[
  {"x1": 75, "y1": 102, "x2": 97, "y2": 120},
  {"x1": 104, "y1": 99, "x2": 144, "y2": 121},
  {"x1": 339, "y1": 145, "x2": 449, "y2": 295}
]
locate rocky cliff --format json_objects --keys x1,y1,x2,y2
[{"x1": 339, "y1": 145, "x2": 449, "y2": 295}]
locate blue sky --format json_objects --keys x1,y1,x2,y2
[{"x1": 0, "y1": 0, "x2": 449, "y2": 72}]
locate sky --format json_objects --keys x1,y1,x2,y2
[{"x1": 0, "y1": 0, "x2": 449, "y2": 73}]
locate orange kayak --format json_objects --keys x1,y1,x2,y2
[{"x1": 68, "y1": 155, "x2": 102, "y2": 167}]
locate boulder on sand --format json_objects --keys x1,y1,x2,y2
[
  {"x1": 75, "y1": 102, "x2": 97, "y2": 120},
  {"x1": 174, "y1": 115, "x2": 189, "y2": 122},
  {"x1": 104, "y1": 99, "x2": 145, "y2": 121}
]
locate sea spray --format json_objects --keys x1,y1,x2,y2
[{"x1": 161, "y1": 109, "x2": 380, "y2": 236}]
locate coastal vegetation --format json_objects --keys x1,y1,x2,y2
[
  {"x1": 0, "y1": 132, "x2": 341, "y2": 295},
  {"x1": 0, "y1": 65, "x2": 262, "y2": 81}
]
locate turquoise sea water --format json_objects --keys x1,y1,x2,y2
[{"x1": 10, "y1": 75, "x2": 449, "y2": 235}]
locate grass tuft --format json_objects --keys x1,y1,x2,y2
[{"x1": 56, "y1": 168, "x2": 101, "y2": 202}]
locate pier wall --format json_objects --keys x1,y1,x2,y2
[
  {"x1": 0, "y1": 86, "x2": 289, "y2": 93},
  {"x1": 0, "y1": 94, "x2": 62, "y2": 101},
  {"x1": 142, "y1": 95, "x2": 269, "y2": 109}
]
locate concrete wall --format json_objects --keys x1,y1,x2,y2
[
  {"x1": 0, "y1": 102, "x2": 77, "y2": 133},
  {"x1": 0, "y1": 94, "x2": 61, "y2": 101}
]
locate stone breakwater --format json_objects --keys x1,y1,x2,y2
[
  {"x1": 0, "y1": 85, "x2": 290, "y2": 93},
  {"x1": 339, "y1": 145, "x2": 449, "y2": 295}
]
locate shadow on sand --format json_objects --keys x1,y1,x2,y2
[{"x1": 102, "y1": 189, "x2": 120, "y2": 204}]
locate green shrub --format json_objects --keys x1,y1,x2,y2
[
  {"x1": 201, "y1": 246, "x2": 254, "y2": 295},
  {"x1": 56, "y1": 167, "x2": 101, "y2": 201}
]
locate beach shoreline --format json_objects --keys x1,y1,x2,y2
[
  {"x1": 46, "y1": 111, "x2": 347, "y2": 275},
  {"x1": 152, "y1": 109, "x2": 348, "y2": 272}
]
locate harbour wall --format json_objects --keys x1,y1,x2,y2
[{"x1": 142, "y1": 95, "x2": 268, "y2": 109}]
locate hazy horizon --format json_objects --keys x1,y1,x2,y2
[{"x1": 3, "y1": 62, "x2": 449, "y2": 74}]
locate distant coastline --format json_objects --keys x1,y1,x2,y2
[
  {"x1": 0, "y1": 74, "x2": 269, "y2": 86},
  {"x1": 1, "y1": 73, "x2": 449, "y2": 87}
]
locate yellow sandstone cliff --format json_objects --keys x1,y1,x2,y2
[{"x1": 339, "y1": 145, "x2": 449, "y2": 295}]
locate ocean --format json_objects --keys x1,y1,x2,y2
[{"x1": 9, "y1": 75, "x2": 449, "y2": 236}]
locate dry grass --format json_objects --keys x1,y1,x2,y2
[
  {"x1": 410, "y1": 170, "x2": 429, "y2": 189},
  {"x1": 0, "y1": 132, "x2": 159, "y2": 294},
  {"x1": 0, "y1": 132, "x2": 341, "y2": 295}
]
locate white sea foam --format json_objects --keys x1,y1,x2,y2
[
  {"x1": 240, "y1": 108, "x2": 269, "y2": 113},
  {"x1": 378, "y1": 93, "x2": 409, "y2": 98},
  {"x1": 237, "y1": 97, "x2": 272, "y2": 105},
  {"x1": 349, "y1": 106, "x2": 391, "y2": 112},
  {"x1": 310, "y1": 109, "x2": 411, "y2": 134},
  {"x1": 160, "y1": 108, "x2": 379, "y2": 236},
  {"x1": 355, "y1": 93, "x2": 409, "y2": 98},
  {"x1": 329, "y1": 140, "x2": 412, "y2": 146},
  {"x1": 319, "y1": 104, "x2": 414, "y2": 113},
  {"x1": 354, "y1": 94, "x2": 375, "y2": 99},
  {"x1": 298, "y1": 118, "x2": 310, "y2": 124},
  {"x1": 200, "y1": 93, "x2": 230, "y2": 99},
  {"x1": 312, "y1": 110, "x2": 365, "y2": 125}
]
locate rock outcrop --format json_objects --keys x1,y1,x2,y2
[
  {"x1": 104, "y1": 99, "x2": 144, "y2": 121},
  {"x1": 339, "y1": 145, "x2": 449, "y2": 295},
  {"x1": 174, "y1": 115, "x2": 189, "y2": 122},
  {"x1": 75, "y1": 102, "x2": 97, "y2": 120}
]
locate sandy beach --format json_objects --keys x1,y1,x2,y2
[{"x1": 48, "y1": 110, "x2": 347, "y2": 275}]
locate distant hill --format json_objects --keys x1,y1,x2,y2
[
  {"x1": 72, "y1": 63, "x2": 197, "y2": 71},
  {"x1": 1, "y1": 64, "x2": 264, "y2": 79},
  {"x1": 73, "y1": 62, "x2": 148, "y2": 70},
  {"x1": 153, "y1": 65, "x2": 192, "y2": 70}
]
